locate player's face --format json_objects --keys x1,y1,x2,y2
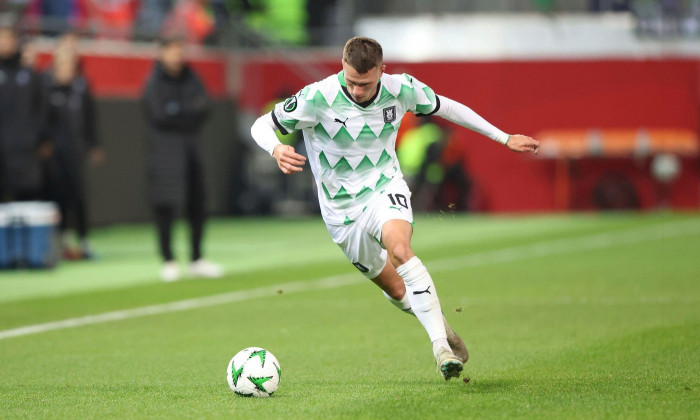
[{"x1": 342, "y1": 61, "x2": 384, "y2": 104}]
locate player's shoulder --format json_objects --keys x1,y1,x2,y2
[
  {"x1": 295, "y1": 73, "x2": 341, "y2": 105},
  {"x1": 382, "y1": 72, "x2": 425, "y2": 96}
]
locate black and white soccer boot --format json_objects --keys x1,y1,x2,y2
[
  {"x1": 435, "y1": 347, "x2": 463, "y2": 381},
  {"x1": 444, "y1": 317, "x2": 469, "y2": 364}
]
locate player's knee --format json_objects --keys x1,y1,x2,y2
[
  {"x1": 388, "y1": 244, "x2": 414, "y2": 267},
  {"x1": 386, "y1": 282, "x2": 406, "y2": 300}
]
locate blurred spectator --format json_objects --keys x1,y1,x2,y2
[
  {"x1": 82, "y1": 0, "x2": 138, "y2": 38},
  {"x1": 592, "y1": 172, "x2": 640, "y2": 210},
  {"x1": 590, "y1": 0, "x2": 630, "y2": 12},
  {"x1": 55, "y1": 29, "x2": 80, "y2": 55},
  {"x1": 20, "y1": 37, "x2": 37, "y2": 66},
  {"x1": 24, "y1": 0, "x2": 87, "y2": 35},
  {"x1": 244, "y1": 0, "x2": 307, "y2": 45},
  {"x1": 162, "y1": 0, "x2": 216, "y2": 44},
  {"x1": 41, "y1": 35, "x2": 103, "y2": 259},
  {"x1": 133, "y1": 0, "x2": 173, "y2": 40},
  {"x1": 398, "y1": 117, "x2": 473, "y2": 213},
  {"x1": 0, "y1": 25, "x2": 46, "y2": 202},
  {"x1": 397, "y1": 116, "x2": 443, "y2": 181},
  {"x1": 306, "y1": 0, "x2": 335, "y2": 46},
  {"x1": 142, "y1": 37, "x2": 223, "y2": 281}
]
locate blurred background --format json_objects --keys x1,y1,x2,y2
[{"x1": 0, "y1": 0, "x2": 697, "y2": 225}]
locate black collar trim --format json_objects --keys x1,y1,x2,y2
[{"x1": 341, "y1": 81, "x2": 381, "y2": 108}]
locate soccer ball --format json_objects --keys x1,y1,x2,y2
[{"x1": 226, "y1": 347, "x2": 281, "y2": 397}]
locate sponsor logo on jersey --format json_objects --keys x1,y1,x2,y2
[
  {"x1": 334, "y1": 117, "x2": 348, "y2": 127},
  {"x1": 352, "y1": 262, "x2": 369, "y2": 273},
  {"x1": 283, "y1": 96, "x2": 298, "y2": 112}
]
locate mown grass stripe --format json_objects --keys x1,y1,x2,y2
[{"x1": 0, "y1": 218, "x2": 697, "y2": 341}]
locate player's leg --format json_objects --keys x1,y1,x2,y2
[
  {"x1": 373, "y1": 258, "x2": 469, "y2": 363},
  {"x1": 370, "y1": 259, "x2": 411, "y2": 313},
  {"x1": 381, "y1": 220, "x2": 449, "y2": 352},
  {"x1": 381, "y1": 220, "x2": 462, "y2": 379},
  {"x1": 327, "y1": 207, "x2": 463, "y2": 378}
]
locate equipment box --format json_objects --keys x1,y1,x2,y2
[{"x1": 0, "y1": 202, "x2": 60, "y2": 269}]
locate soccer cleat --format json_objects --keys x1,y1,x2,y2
[
  {"x1": 189, "y1": 259, "x2": 224, "y2": 278},
  {"x1": 444, "y1": 317, "x2": 469, "y2": 363},
  {"x1": 160, "y1": 261, "x2": 180, "y2": 282},
  {"x1": 435, "y1": 347, "x2": 463, "y2": 381},
  {"x1": 62, "y1": 247, "x2": 82, "y2": 261}
]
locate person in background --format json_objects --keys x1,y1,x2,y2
[
  {"x1": 133, "y1": 0, "x2": 174, "y2": 40},
  {"x1": 413, "y1": 124, "x2": 472, "y2": 213},
  {"x1": 142, "y1": 36, "x2": 223, "y2": 282},
  {"x1": 396, "y1": 116, "x2": 444, "y2": 184},
  {"x1": 162, "y1": 0, "x2": 216, "y2": 44},
  {"x1": 0, "y1": 25, "x2": 46, "y2": 202},
  {"x1": 243, "y1": 0, "x2": 308, "y2": 45},
  {"x1": 42, "y1": 34, "x2": 104, "y2": 259},
  {"x1": 23, "y1": 0, "x2": 86, "y2": 36}
]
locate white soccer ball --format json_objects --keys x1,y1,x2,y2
[{"x1": 226, "y1": 347, "x2": 281, "y2": 397}]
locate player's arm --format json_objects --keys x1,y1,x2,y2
[
  {"x1": 433, "y1": 95, "x2": 539, "y2": 154},
  {"x1": 250, "y1": 112, "x2": 306, "y2": 174}
]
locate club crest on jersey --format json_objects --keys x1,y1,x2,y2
[
  {"x1": 383, "y1": 106, "x2": 396, "y2": 123},
  {"x1": 283, "y1": 96, "x2": 298, "y2": 112}
]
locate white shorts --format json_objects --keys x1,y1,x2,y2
[{"x1": 325, "y1": 178, "x2": 413, "y2": 279}]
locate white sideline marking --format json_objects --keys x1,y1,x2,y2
[
  {"x1": 0, "y1": 218, "x2": 698, "y2": 341},
  {"x1": 0, "y1": 274, "x2": 360, "y2": 341}
]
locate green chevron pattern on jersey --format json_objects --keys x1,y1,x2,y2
[
  {"x1": 273, "y1": 71, "x2": 439, "y2": 224},
  {"x1": 318, "y1": 150, "x2": 392, "y2": 174},
  {"x1": 320, "y1": 172, "x2": 392, "y2": 201}
]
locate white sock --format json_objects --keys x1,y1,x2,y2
[
  {"x1": 432, "y1": 338, "x2": 450, "y2": 356},
  {"x1": 396, "y1": 257, "x2": 448, "y2": 356},
  {"x1": 382, "y1": 291, "x2": 415, "y2": 316}
]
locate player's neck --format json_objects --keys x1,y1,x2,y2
[{"x1": 342, "y1": 82, "x2": 381, "y2": 108}]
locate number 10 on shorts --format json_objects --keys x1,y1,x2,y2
[{"x1": 388, "y1": 193, "x2": 409, "y2": 209}]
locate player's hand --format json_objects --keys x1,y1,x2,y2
[
  {"x1": 273, "y1": 144, "x2": 306, "y2": 174},
  {"x1": 506, "y1": 134, "x2": 539, "y2": 155}
]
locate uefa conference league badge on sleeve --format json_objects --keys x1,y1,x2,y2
[{"x1": 283, "y1": 95, "x2": 297, "y2": 113}]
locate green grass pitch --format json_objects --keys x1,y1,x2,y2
[{"x1": 0, "y1": 213, "x2": 698, "y2": 419}]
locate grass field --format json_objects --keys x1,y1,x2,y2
[{"x1": 1, "y1": 212, "x2": 698, "y2": 419}]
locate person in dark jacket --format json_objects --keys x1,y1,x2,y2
[
  {"x1": 0, "y1": 25, "x2": 46, "y2": 202},
  {"x1": 142, "y1": 37, "x2": 223, "y2": 282},
  {"x1": 42, "y1": 41, "x2": 105, "y2": 259}
]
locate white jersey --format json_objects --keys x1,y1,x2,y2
[{"x1": 272, "y1": 71, "x2": 440, "y2": 226}]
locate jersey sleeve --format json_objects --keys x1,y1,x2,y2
[
  {"x1": 271, "y1": 86, "x2": 317, "y2": 135},
  {"x1": 403, "y1": 74, "x2": 441, "y2": 116}
]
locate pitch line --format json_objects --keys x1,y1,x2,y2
[{"x1": 0, "y1": 218, "x2": 698, "y2": 341}]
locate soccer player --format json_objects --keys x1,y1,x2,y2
[{"x1": 250, "y1": 37, "x2": 539, "y2": 380}]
